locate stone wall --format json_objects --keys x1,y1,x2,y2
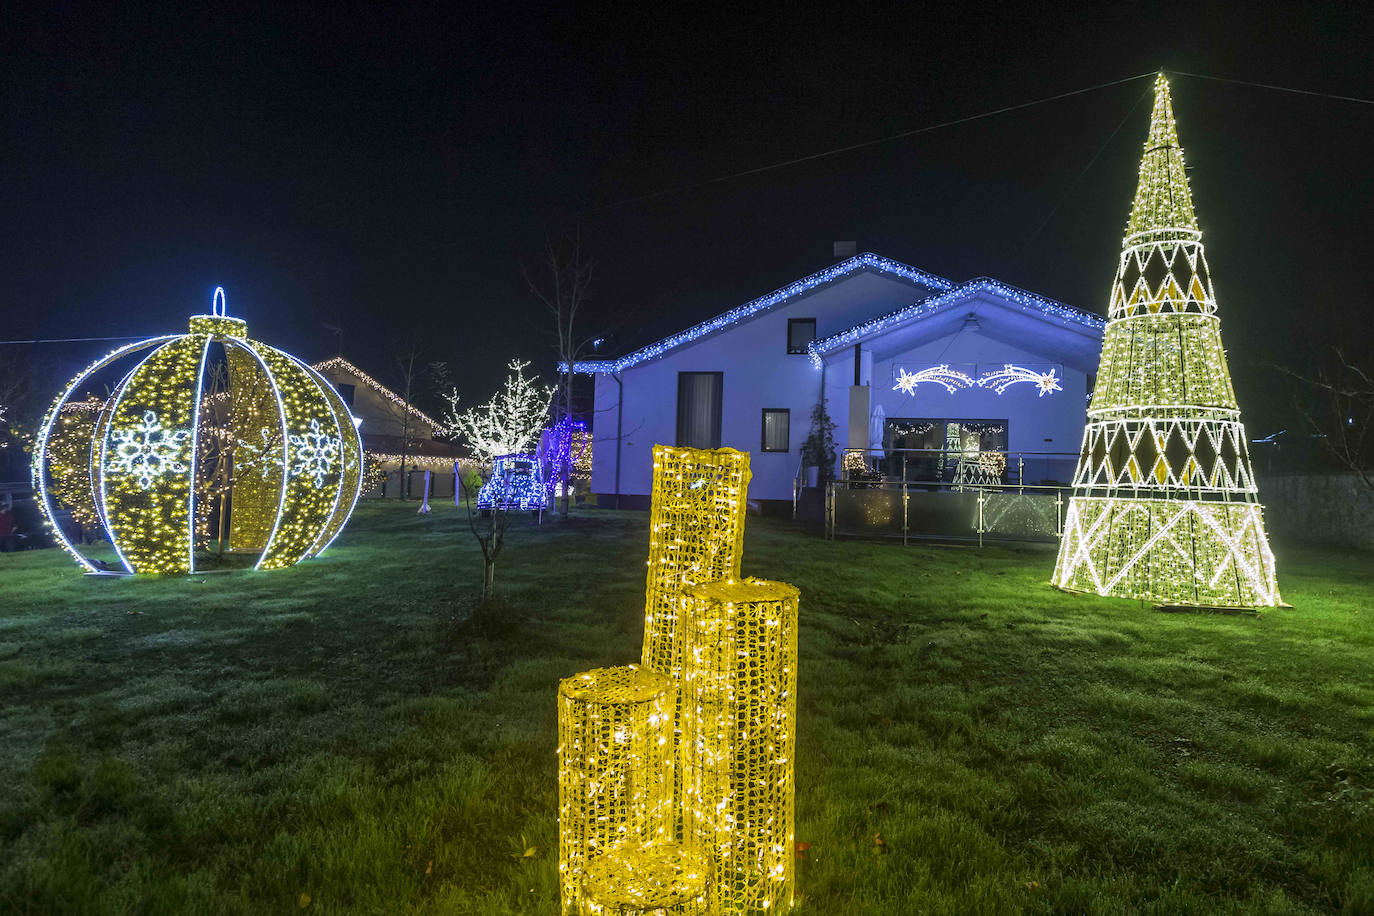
[{"x1": 1259, "y1": 473, "x2": 1374, "y2": 551}]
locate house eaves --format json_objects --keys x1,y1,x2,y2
[
  {"x1": 567, "y1": 253, "x2": 952, "y2": 374},
  {"x1": 807, "y1": 278, "x2": 1106, "y2": 369}
]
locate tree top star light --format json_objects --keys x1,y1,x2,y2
[
  {"x1": 32, "y1": 288, "x2": 364, "y2": 575},
  {"x1": 1053, "y1": 74, "x2": 1281, "y2": 609}
]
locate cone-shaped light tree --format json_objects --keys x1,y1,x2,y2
[{"x1": 1053, "y1": 74, "x2": 1281, "y2": 608}]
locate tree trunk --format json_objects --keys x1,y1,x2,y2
[{"x1": 482, "y1": 556, "x2": 496, "y2": 601}]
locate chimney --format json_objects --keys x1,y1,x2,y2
[{"x1": 833, "y1": 240, "x2": 857, "y2": 259}]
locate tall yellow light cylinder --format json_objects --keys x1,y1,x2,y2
[
  {"x1": 641, "y1": 445, "x2": 751, "y2": 681},
  {"x1": 558, "y1": 665, "x2": 677, "y2": 916},
  {"x1": 683, "y1": 579, "x2": 799, "y2": 915},
  {"x1": 641, "y1": 445, "x2": 750, "y2": 828}
]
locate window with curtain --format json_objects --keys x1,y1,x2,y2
[
  {"x1": 761, "y1": 408, "x2": 790, "y2": 452},
  {"x1": 676, "y1": 372, "x2": 723, "y2": 448}
]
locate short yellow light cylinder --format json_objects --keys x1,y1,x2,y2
[
  {"x1": 581, "y1": 841, "x2": 708, "y2": 915},
  {"x1": 683, "y1": 579, "x2": 800, "y2": 915},
  {"x1": 558, "y1": 665, "x2": 677, "y2": 916}
]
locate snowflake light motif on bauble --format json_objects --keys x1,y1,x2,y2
[
  {"x1": 288, "y1": 418, "x2": 341, "y2": 487},
  {"x1": 108, "y1": 410, "x2": 192, "y2": 490}
]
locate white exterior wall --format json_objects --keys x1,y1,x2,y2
[{"x1": 863, "y1": 333, "x2": 1090, "y2": 455}]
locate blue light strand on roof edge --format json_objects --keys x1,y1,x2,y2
[
  {"x1": 806, "y1": 278, "x2": 1107, "y2": 369},
  {"x1": 565, "y1": 253, "x2": 951, "y2": 374}
]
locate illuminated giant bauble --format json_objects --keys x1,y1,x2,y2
[{"x1": 32, "y1": 288, "x2": 363, "y2": 575}]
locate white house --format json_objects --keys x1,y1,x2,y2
[{"x1": 571, "y1": 253, "x2": 1105, "y2": 511}]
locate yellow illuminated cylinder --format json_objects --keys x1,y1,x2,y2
[
  {"x1": 683, "y1": 579, "x2": 799, "y2": 915},
  {"x1": 558, "y1": 666, "x2": 677, "y2": 916},
  {"x1": 642, "y1": 445, "x2": 751, "y2": 680}
]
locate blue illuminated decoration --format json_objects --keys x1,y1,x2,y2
[
  {"x1": 565, "y1": 253, "x2": 952, "y2": 374},
  {"x1": 539, "y1": 417, "x2": 588, "y2": 499},
  {"x1": 809, "y1": 278, "x2": 1106, "y2": 369},
  {"x1": 476, "y1": 453, "x2": 547, "y2": 511}
]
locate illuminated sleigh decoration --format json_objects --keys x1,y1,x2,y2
[{"x1": 32, "y1": 288, "x2": 363, "y2": 575}]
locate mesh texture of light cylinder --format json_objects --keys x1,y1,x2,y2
[
  {"x1": 31, "y1": 293, "x2": 363, "y2": 575},
  {"x1": 641, "y1": 445, "x2": 751, "y2": 837},
  {"x1": 682, "y1": 578, "x2": 799, "y2": 915},
  {"x1": 558, "y1": 665, "x2": 678, "y2": 916},
  {"x1": 642, "y1": 446, "x2": 752, "y2": 680},
  {"x1": 1052, "y1": 74, "x2": 1281, "y2": 608},
  {"x1": 581, "y1": 841, "x2": 708, "y2": 915}
]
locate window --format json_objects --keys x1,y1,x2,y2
[
  {"x1": 676, "y1": 372, "x2": 723, "y2": 449},
  {"x1": 336, "y1": 383, "x2": 356, "y2": 406},
  {"x1": 761, "y1": 409, "x2": 790, "y2": 452},
  {"x1": 787, "y1": 318, "x2": 816, "y2": 354}
]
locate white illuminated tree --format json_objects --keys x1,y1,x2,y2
[
  {"x1": 443, "y1": 360, "x2": 554, "y2": 466},
  {"x1": 1053, "y1": 74, "x2": 1281, "y2": 609}
]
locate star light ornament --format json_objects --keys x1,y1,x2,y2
[
  {"x1": 1053, "y1": 75, "x2": 1281, "y2": 609},
  {"x1": 979, "y1": 364, "x2": 1062, "y2": 397},
  {"x1": 107, "y1": 411, "x2": 192, "y2": 489},
  {"x1": 31, "y1": 288, "x2": 364, "y2": 575},
  {"x1": 892, "y1": 365, "x2": 975, "y2": 395}
]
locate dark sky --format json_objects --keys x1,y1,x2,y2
[{"x1": 2, "y1": 2, "x2": 1371, "y2": 431}]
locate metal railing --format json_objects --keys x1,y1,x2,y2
[{"x1": 826, "y1": 447, "x2": 1080, "y2": 544}]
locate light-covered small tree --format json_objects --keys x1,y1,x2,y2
[
  {"x1": 444, "y1": 360, "x2": 554, "y2": 602},
  {"x1": 443, "y1": 359, "x2": 553, "y2": 467}
]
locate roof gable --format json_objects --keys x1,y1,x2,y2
[
  {"x1": 312, "y1": 356, "x2": 445, "y2": 433},
  {"x1": 569, "y1": 253, "x2": 950, "y2": 374},
  {"x1": 808, "y1": 278, "x2": 1105, "y2": 368}
]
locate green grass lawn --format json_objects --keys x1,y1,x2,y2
[{"x1": 1, "y1": 502, "x2": 1371, "y2": 915}]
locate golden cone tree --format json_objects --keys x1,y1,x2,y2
[{"x1": 1053, "y1": 74, "x2": 1281, "y2": 608}]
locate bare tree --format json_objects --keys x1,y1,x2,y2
[
  {"x1": 457, "y1": 464, "x2": 511, "y2": 603},
  {"x1": 526, "y1": 232, "x2": 594, "y2": 519},
  {"x1": 392, "y1": 337, "x2": 426, "y2": 500},
  {"x1": 1293, "y1": 348, "x2": 1374, "y2": 490}
]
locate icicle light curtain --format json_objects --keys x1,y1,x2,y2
[{"x1": 683, "y1": 579, "x2": 799, "y2": 915}]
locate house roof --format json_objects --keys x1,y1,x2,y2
[
  {"x1": 567, "y1": 252, "x2": 952, "y2": 374},
  {"x1": 807, "y1": 277, "x2": 1106, "y2": 368},
  {"x1": 311, "y1": 356, "x2": 446, "y2": 433}
]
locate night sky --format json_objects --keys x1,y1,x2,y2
[{"x1": 3, "y1": 3, "x2": 1371, "y2": 433}]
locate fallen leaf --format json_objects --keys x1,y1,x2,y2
[
  {"x1": 297, "y1": 892, "x2": 311, "y2": 909},
  {"x1": 425, "y1": 860, "x2": 433, "y2": 875},
  {"x1": 1025, "y1": 881, "x2": 1040, "y2": 890},
  {"x1": 872, "y1": 832, "x2": 887, "y2": 855},
  {"x1": 794, "y1": 841, "x2": 811, "y2": 860}
]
